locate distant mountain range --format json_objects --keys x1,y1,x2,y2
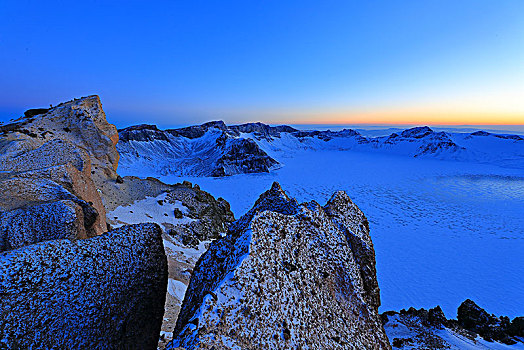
[{"x1": 117, "y1": 121, "x2": 524, "y2": 177}]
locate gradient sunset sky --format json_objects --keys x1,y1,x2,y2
[{"x1": 1, "y1": 1, "x2": 523, "y2": 128}]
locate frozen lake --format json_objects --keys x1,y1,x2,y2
[{"x1": 155, "y1": 149, "x2": 524, "y2": 318}]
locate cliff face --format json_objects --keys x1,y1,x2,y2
[
  {"x1": 169, "y1": 182, "x2": 391, "y2": 350},
  {"x1": 0, "y1": 223, "x2": 167, "y2": 349}
]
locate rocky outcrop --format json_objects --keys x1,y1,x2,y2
[
  {"x1": 163, "y1": 181, "x2": 235, "y2": 244},
  {"x1": 104, "y1": 177, "x2": 234, "y2": 244},
  {"x1": 379, "y1": 126, "x2": 466, "y2": 158},
  {"x1": 0, "y1": 223, "x2": 167, "y2": 349},
  {"x1": 229, "y1": 122, "x2": 298, "y2": 141},
  {"x1": 211, "y1": 137, "x2": 278, "y2": 177},
  {"x1": 0, "y1": 95, "x2": 119, "y2": 247},
  {"x1": 470, "y1": 130, "x2": 524, "y2": 141},
  {"x1": 169, "y1": 183, "x2": 390, "y2": 349},
  {"x1": 458, "y1": 299, "x2": 522, "y2": 344},
  {"x1": 400, "y1": 126, "x2": 434, "y2": 139},
  {"x1": 0, "y1": 96, "x2": 171, "y2": 348},
  {"x1": 382, "y1": 300, "x2": 524, "y2": 348},
  {"x1": 293, "y1": 128, "x2": 367, "y2": 143},
  {"x1": 169, "y1": 120, "x2": 229, "y2": 139}
]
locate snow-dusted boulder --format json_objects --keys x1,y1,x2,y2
[
  {"x1": 0, "y1": 200, "x2": 87, "y2": 252},
  {"x1": 169, "y1": 182, "x2": 390, "y2": 349},
  {"x1": 0, "y1": 223, "x2": 167, "y2": 349}
]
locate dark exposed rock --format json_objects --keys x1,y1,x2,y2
[
  {"x1": 471, "y1": 130, "x2": 491, "y2": 136},
  {"x1": 509, "y1": 317, "x2": 524, "y2": 337},
  {"x1": 470, "y1": 130, "x2": 524, "y2": 141},
  {"x1": 168, "y1": 120, "x2": 228, "y2": 139},
  {"x1": 292, "y1": 128, "x2": 364, "y2": 142},
  {"x1": 392, "y1": 337, "x2": 413, "y2": 348},
  {"x1": 213, "y1": 138, "x2": 278, "y2": 176},
  {"x1": 164, "y1": 183, "x2": 235, "y2": 245},
  {"x1": 229, "y1": 122, "x2": 299, "y2": 140},
  {"x1": 118, "y1": 124, "x2": 170, "y2": 142},
  {"x1": 169, "y1": 182, "x2": 390, "y2": 349},
  {"x1": 428, "y1": 305, "x2": 448, "y2": 328},
  {"x1": 458, "y1": 299, "x2": 517, "y2": 344},
  {"x1": 0, "y1": 223, "x2": 168, "y2": 349},
  {"x1": 415, "y1": 132, "x2": 465, "y2": 157},
  {"x1": 496, "y1": 134, "x2": 524, "y2": 141},
  {"x1": 458, "y1": 299, "x2": 492, "y2": 330},
  {"x1": 173, "y1": 208, "x2": 183, "y2": 218},
  {"x1": 24, "y1": 108, "x2": 50, "y2": 118}
]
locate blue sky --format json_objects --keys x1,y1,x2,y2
[{"x1": 0, "y1": 0, "x2": 523, "y2": 128}]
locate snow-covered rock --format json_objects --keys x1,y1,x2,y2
[
  {"x1": 0, "y1": 96, "x2": 179, "y2": 348},
  {"x1": 169, "y1": 182, "x2": 391, "y2": 349},
  {"x1": 0, "y1": 223, "x2": 167, "y2": 349}
]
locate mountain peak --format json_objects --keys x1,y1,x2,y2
[{"x1": 400, "y1": 126, "x2": 434, "y2": 138}]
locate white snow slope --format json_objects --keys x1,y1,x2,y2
[{"x1": 117, "y1": 126, "x2": 524, "y2": 321}]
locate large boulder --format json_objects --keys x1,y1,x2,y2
[
  {"x1": 0, "y1": 170, "x2": 103, "y2": 251},
  {"x1": 0, "y1": 223, "x2": 167, "y2": 349},
  {"x1": 0, "y1": 200, "x2": 87, "y2": 251},
  {"x1": 169, "y1": 182, "x2": 390, "y2": 349}
]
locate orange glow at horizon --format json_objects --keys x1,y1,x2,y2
[
  {"x1": 298, "y1": 112, "x2": 524, "y2": 126},
  {"x1": 257, "y1": 107, "x2": 524, "y2": 126}
]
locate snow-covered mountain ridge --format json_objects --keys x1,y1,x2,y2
[
  {"x1": 117, "y1": 121, "x2": 280, "y2": 177},
  {"x1": 117, "y1": 122, "x2": 524, "y2": 177}
]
